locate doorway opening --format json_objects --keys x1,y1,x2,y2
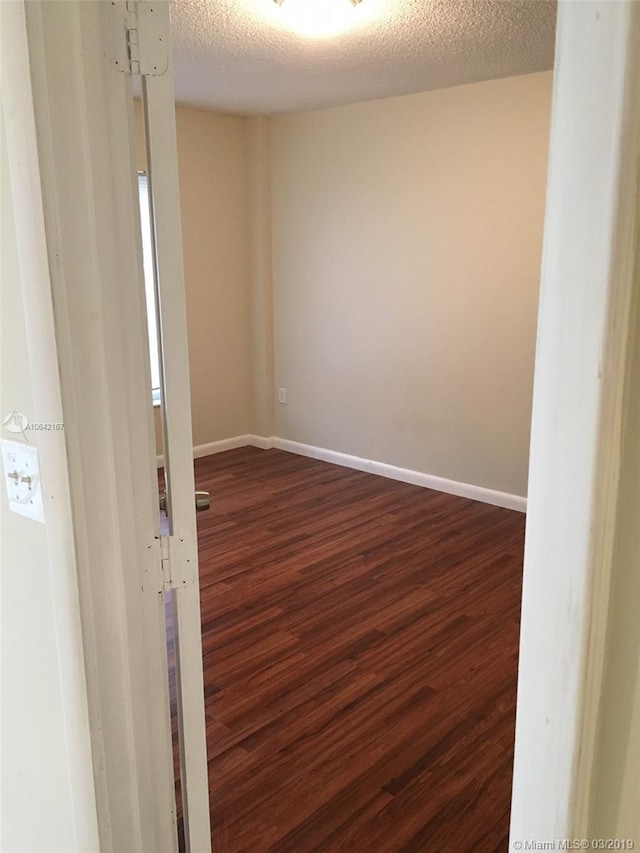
[{"x1": 134, "y1": 50, "x2": 551, "y2": 851}]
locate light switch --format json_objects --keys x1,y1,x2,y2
[{"x1": 1, "y1": 439, "x2": 45, "y2": 523}]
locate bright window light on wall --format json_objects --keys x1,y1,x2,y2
[
  {"x1": 138, "y1": 173, "x2": 162, "y2": 406},
  {"x1": 274, "y1": 0, "x2": 363, "y2": 38}
]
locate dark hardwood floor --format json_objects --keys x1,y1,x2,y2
[{"x1": 174, "y1": 446, "x2": 525, "y2": 852}]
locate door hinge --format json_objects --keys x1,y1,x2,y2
[
  {"x1": 124, "y1": 1, "x2": 142, "y2": 76},
  {"x1": 106, "y1": 1, "x2": 169, "y2": 77},
  {"x1": 160, "y1": 534, "x2": 172, "y2": 591},
  {"x1": 157, "y1": 533, "x2": 193, "y2": 591}
]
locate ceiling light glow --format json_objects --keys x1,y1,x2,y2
[{"x1": 274, "y1": 0, "x2": 363, "y2": 38}]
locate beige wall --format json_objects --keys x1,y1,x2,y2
[
  {"x1": 134, "y1": 103, "x2": 253, "y2": 449},
  {"x1": 1, "y1": 111, "x2": 97, "y2": 852},
  {"x1": 138, "y1": 73, "x2": 551, "y2": 495},
  {"x1": 270, "y1": 71, "x2": 552, "y2": 496}
]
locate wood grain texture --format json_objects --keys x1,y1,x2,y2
[{"x1": 171, "y1": 447, "x2": 525, "y2": 852}]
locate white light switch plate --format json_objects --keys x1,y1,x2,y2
[{"x1": 1, "y1": 439, "x2": 45, "y2": 523}]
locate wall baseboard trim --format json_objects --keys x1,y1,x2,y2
[
  {"x1": 156, "y1": 434, "x2": 274, "y2": 467},
  {"x1": 158, "y1": 434, "x2": 526, "y2": 512},
  {"x1": 272, "y1": 438, "x2": 527, "y2": 513}
]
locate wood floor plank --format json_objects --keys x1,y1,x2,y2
[{"x1": 172, "y1": 447, "x2": 524, "y2": 852}]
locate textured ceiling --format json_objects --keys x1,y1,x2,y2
[{"x1": 170, "y1": 0, "x2": 556, "y2": 115}]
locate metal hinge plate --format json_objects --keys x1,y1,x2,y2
[
  {"x1": 155, "y1": 533, "x2": 193, "y2": 592},
  {"x1": 160, "y1": 534, "x2": 172, "y2": 591},
  {"x1": 106, "y1": 0, "x2": 169, "y2": 77}
]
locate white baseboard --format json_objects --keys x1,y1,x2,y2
[
  {"x1": 193, "y1": 434, "x2": 275, "y2": 457},
  {"x1": 272, "y1": 438, "x2": 527, "y2": 513},
  {"x1": 158, "y1": 433, "x2": 526, "y2": 513},
  {"x1": 156, "y1": 433, "x2": 273, "y2": 467}
]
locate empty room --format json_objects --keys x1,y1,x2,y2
[
  {"x1": 4, "y1": 1, "x2": 640, "y2": 852},
  {"x1": 133, "y1": 0, "x2": 553, "y2": 848}
]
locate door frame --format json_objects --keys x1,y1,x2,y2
[
  {"x1": 510, "y1": 0, "x2": 640, "y2": 842},
  {"x1": 1, "y1": 3, "x2": 99, "y2": 849},
  {"x1": 6, "y1": 0, "x2": 640, "y2": 845},
  {"x1": 15, "y1": 2, "x2": 181, "y2": 850}
]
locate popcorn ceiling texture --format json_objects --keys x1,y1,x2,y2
[{"x1": 169, "y1": 0, "x2": 556, "y2": 115}]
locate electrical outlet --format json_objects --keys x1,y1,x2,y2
[
  {"x1": 1, "y1": 439, "x2": 45, "y2": 523},
  {"x1": 277, "y1": 386, "x2": 287, "y2": 404}
]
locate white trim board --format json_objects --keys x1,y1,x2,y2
[
  {"x1": 273, "y1": 438, "x2": 526, "y2": 512},
  {"x1": 160, "y1": 434, "x2": 526, "y2": 512},
  {"x1": 156, "y1": 434, "x2": 273, "y2": 467}
]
